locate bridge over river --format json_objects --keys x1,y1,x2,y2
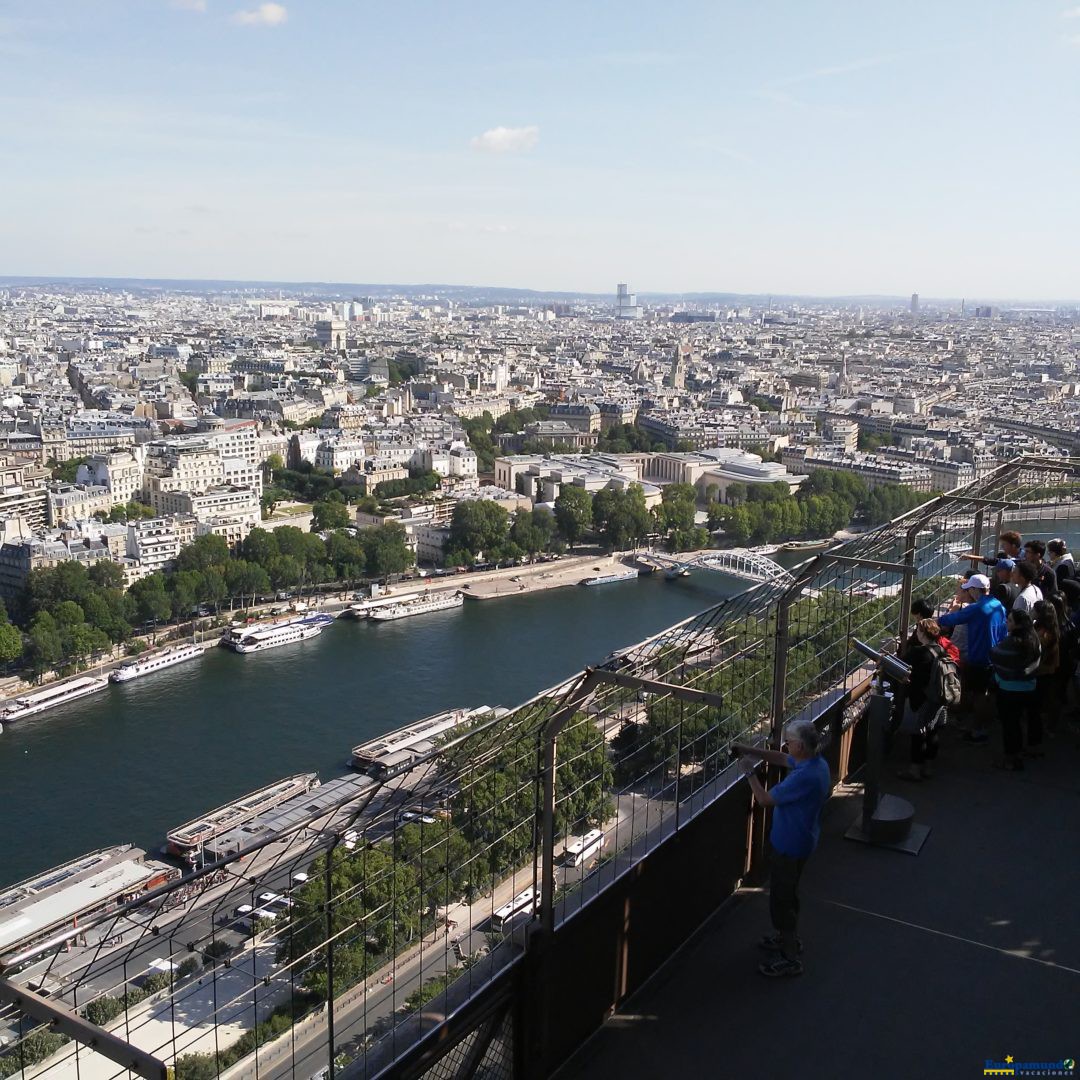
[{"x1": 636, "y1": 547, "x2": 795, "y2": 585}]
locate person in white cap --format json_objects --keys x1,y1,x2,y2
[{"x1": 937, "y1": 572, "x2": 1008, "y2": 745}]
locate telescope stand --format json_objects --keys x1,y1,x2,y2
[{"x1": 844, "y1": 685, "x2": 930, "y2": 855}]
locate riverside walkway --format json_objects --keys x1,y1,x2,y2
[{"x1": 556, "y1": 724, "x2": 1080, "y2": 1080}]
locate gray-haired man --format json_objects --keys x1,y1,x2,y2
[{"x1": 735, "y1": 719, "x2": 831, "y2": 977}]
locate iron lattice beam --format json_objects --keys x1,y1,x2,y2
[
  {"x1": 0, "y1": 979, "x2": 168, "y2": 1080},
  {"x1": 585, "y1": 667, "x2": 725, "y2": 709}
]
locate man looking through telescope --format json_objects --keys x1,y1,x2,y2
[{"x1": 734, "y1": 719, "x2": 831, "y2": 978}]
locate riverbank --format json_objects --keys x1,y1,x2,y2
[{"x1": 458, "y1": 555, "x2": 623, "y2": 600}]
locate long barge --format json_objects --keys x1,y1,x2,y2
[
  {"x1": 110, "y1": 643, "x2": 203, "y2": 683},
  {"x1": 351, "y1": 705, "x2": 505, "y2": 777},
  {"x1": 368, "y1": 592, "x2": 463, "y2": 622},
  {"x1": 0, "y1": 675, "x2": 109, "y2": 725},
  {"x1": 220, "y1": 612, "x2": 335, "y2": 654},
  {"x1": 580, "y1": 568, "x2": 638, "y2": 586},
  {"x1": 0, "y1": 845, "x2": 178, "y2": 954},
  {"x1": 166, "y1": 773, "x2": 321, "y2": 862}
]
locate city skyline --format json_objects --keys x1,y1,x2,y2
[{"x1": 2, "y1": 1, "x2": 1079, "y2": 297}]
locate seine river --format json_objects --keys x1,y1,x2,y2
[{"x1": 0, "y1": 574, "x2": 744, "y2": 887}]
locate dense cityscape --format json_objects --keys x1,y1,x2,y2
[{"x1": 0, "y1": 281, "x2": 1077, "y2": 679}]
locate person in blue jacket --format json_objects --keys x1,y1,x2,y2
[
  {"x1": 736, "y1": 719, "x2": 831, "y2": 978},
  {"x1": 937, "y1": 572, "x2": 1008, "y2": 744}
]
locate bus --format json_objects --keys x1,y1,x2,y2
[
  {"x1": 490, "y1": 887, "x2": 538, "y2": 932},
  {"x1": 564, "y1": 829, "x2": 604, "y2": 867}
]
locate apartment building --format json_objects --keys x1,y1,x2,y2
[{"x1": 76, "y1": 449, "x2": 144, "y2": 507}]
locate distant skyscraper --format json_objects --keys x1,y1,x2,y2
[
  {"x1": 910, "y1": 293, "x2": 920, "y2": 315},
  {"x1": 615, "y1": 283, "x2": 643, "y2": 320}
]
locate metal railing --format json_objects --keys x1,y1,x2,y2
[{"x1": 2, "y1": 455, "x2": 1078, "y2": 1080}]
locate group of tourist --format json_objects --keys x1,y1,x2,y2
[
  {"x1": 899, "y1": 530, "x2": 1080, "y2": 774},
  {"x1": 726, "y1": 528, "x2": 1078, "y2": 982}
]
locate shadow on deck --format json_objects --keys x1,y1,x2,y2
[{"x1": 555, "y1": 725, "x2": 1080, "y2": 1080}]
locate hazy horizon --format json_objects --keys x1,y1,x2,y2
[
  {"x1": 2, "y1": 273, "x2": 1077, "y2": 307},
  {"x1": 2, "y1": 1, "x2": 1079, "y2": 298}
]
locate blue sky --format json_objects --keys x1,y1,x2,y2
[{"x1": 1, "y1": 0, "x2": 1078, "y2": 298}]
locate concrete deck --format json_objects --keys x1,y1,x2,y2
[{"x1": 556, "y1": 724, "x2": 1080, "y2": 1080}]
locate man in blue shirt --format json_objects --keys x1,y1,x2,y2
[
  {"x1": 937, "y1": 573, "x2": 1007, "y2": 744},
  {"x1": 736, "y1": 718, "x2": 831, "y2": 977}
]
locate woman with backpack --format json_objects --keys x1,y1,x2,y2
[
  {"x1": 897, "y1": 618, "x2": 959, "y2": 781},
  {"x1": 1031, "y1": 600, "x2": 1060, "y2": 746},
  {"x1": 990, "y1": 608, "x2": 1042, "y2": 772}
]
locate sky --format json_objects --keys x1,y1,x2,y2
[{"x1": 1, "y1": 0, "x2": 1078, "y2": 299}]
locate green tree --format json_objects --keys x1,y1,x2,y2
[
  {"x1": 242, "y1": 528, "x2": 279, "y2": 566},
  {"x1": 363, "y1": 523, "x2": 414, "y2": 578},
  {"x1": 84, "y1": 995, "x2": 125, "y2": 1027},
  {"x1": 26, "y1": 611, "x2": 63, "y2": 680},
  {"x1": 593, "y1": 485, "x2": 652, "y2": 551},
  {"x1": 200, "y1": 566, "x2": 228, "y2": 611},
  {"x1": 88, "y1": 561, "x2": 125, "y2": 590},
  {"x1": 225, "y1": 561, "x2": 271, "y2": 607},
  {"x1": 169, "y1": 570, "x2": 205, "y2": 619},
  {"x1": 448, "y1": 500, "x2": 510, "y2": 558},
  {"x1": 553, "y1": 485, "x2": 592, "y2": 549},
  {"x1": 177, "y1": 534, "x2": 231, "y2": 572},
  {"x1": 129, "y1": 574, "x2": 172, "y2": 626},
  {"x1": 0, "y1": 619, "x2": 22, "y2": 665},
  {"x1": 52, "y1": 456, "x2": 88, "y2": 483},
  {"x1": 311, "y1": 498, "x2": 351, "y2": 532},
  {"x1": 509, "y1": 510, "x2": 545, "y2": 556}
]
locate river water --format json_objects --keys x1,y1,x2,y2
[{"x1": 0, "y1": 574, "x2": 744, "y2": 887}]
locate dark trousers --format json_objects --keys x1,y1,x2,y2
[
  {"x1": 769, "y1": 851, "x2": 807, "y2": 960},
  {"x1": 1033, "y1": 674, "x2": 1058, "y2": 736},
  {"x1": 911, "y1": 727, "x2": 939, "y2": 765},
  {"x1": 997, "y1": 688, "x2": 1039, "y2": 757}
]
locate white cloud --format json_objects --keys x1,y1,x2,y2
[
  {"x1": 1065, "y1": 32, "x2": 1080, "y2": 44},
  {"x1": 232, "y1": 3, "x2": 287, "y2": 27},
  {"x1": 171, "y1": 0, "x2": 207, "y2": 11},
  {"x1": 469, "y1": 125, "x2": 539, "y2": 154},
  {"x1": 1061, "y1": 6, "x2": 1080, "y2": 18}
]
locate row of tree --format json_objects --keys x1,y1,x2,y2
[
  {"x1": 10, "y1": 522, "x2": 414, "y2": 681},
  {"x1": 707, "y1": 470, "x2": 932, "y2": 546},
  {"x1": 444, "y1": 501, "x2": 563, "y2": 567}
]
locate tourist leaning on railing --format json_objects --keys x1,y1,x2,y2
[
  {"x1": 937, "y1": 573, "x2": 1007, "y2": 745},
  {"x1": 734, "y1": 719, "x2": 831, "y2": 980}
]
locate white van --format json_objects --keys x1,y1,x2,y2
[{"x1": 258, "y1": 892, "x2": 293, "y2": 911}]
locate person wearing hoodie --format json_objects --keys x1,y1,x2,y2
[
  {"x1": 990, "y1": 608, "x2": 1042, "y2": 771},
  {"x1": 1047, "y1": 539, "x2": 1075, "y2": 589},
  {"x1": 897, "y1": 618, "x2": 959, "y2": 781}
]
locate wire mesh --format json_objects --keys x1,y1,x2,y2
[{"x1": 2, "y1": 455, "x2": 1078, "y2": 1080}]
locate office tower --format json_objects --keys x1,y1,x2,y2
[
  {"x1": 615, "y1": 283, "x2": 643, "y2": 320},
  {"x1": 910, "y1": 293, "x2": 920, "y2": 315}
]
